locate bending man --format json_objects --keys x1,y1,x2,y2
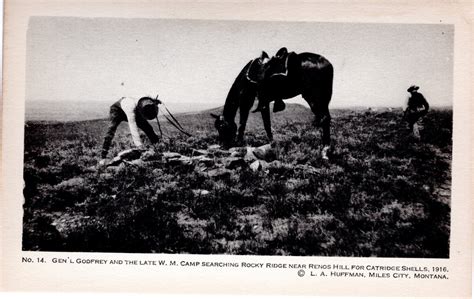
[{"x1": 99, "y1": 96, "x2": 161, "y2": 165}]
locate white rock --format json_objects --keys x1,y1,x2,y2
[
  {"x1": 192, "y1": 189, "x2": 210, "y2": 196},
  {"x1": 163, "y1": 152, "x2": 182, "y2": 159},
  {"x1": 229, "y1": 147, "x2": 247, "y2": 158},
  {"x1": 130, "y1": 159, "x2": 146, "y2": 166},
  {"x1": 250, "y1": 160, "x2": 261, "y2": 172},
  {"x1": 252, "y1": 144, "x2": 277, "y2": 162},
  {"x1": 208, "y1": 144, "x2": 221, "y2": 150},
  {"x1": 244, "y1": 147, "x2": 258, "y2": 162},
  {"x1": 168, "y1": 156, "x2": 192, "y2": 165},
  {"x1": 193, "y1": 156, "x2": 214, "y2": 166}
]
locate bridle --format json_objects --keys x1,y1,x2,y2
[{"x1": 245, "y1": 59, "x2": 259, "y2": 84}]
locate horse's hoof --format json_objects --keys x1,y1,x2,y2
[{"x1": 321, "y1": 145, "x2": 330, "y2": 160}]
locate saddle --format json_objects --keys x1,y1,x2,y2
[
  {"x1": 269, "y1": 47, "x2": 298, "y2": 80},
  {"x1": 253, "y1": 48, "x2": 299, "y2": 113},
  {"x1": 270, "y1": 48, "x2": 298, "y2": 112}
]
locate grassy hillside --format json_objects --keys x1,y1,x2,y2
[{"x1": 23, "y1": 105, "x2": 452, "y2": 257}]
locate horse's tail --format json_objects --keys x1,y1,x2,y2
[
  {"x1": 324, "y1": 62, "x2": 334, "y2": 104},
  {"x1": 314, "y1": 60, "x2": 333, "y2": 106}
]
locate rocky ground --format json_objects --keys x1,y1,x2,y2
[{"x1": 22, "y1": 106, "x2": 452, "y2": 256}]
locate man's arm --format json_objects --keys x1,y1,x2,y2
[
  {"x1": 421, "y1": 94, "x2": 430, "y2": 112},
  {"x1": 136, "y1": 116, "x2": 160, "y2": 144},
  {"x1": 120, "y1": 97, "x2": 144, "y2": 148}
]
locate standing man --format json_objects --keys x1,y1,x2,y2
[
  {"x1": 99, "y1": 96, "x2": 161, "y2": 165},
  {"x1": 404, "y1": 85, "x2": 429, "y2": 139}
]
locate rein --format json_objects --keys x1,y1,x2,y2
[{"x1": 156, "y1": 103, "x2": 192, "y2": 137}]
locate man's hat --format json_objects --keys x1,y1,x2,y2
[
  {"x1": 138, "y1": 96, "x2": 159, "y2": 120},
  {"x1": 407, "y1": 85, "x2": 420, "y2": 92}
]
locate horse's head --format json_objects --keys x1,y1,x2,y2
[{"x1": 211, "y1": 113, "x2": 237, "y2": 147}]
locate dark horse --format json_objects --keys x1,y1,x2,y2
[{"x1": 211, "y1": 47, "x2": 333, "y2": 158}]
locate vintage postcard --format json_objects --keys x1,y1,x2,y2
[{"x1": 1, "y1": 0, "x2": 472, "y2": 297}]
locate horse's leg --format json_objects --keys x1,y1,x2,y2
[
  {"x1": 318, "y1": 104, "x2": 331, "y2": 147},
  {"x1": 320, "y1": 114, "x2": 331, "y2": 160},
  {"x1": 237, "y1": 96, "x2": 255, "y2": 144},
  {"x1": 260, "y1": 105, "x2": 273, "y2": 141},
  {"x1": 305, "y1": 93, "x2": 331, "y2": 159}
]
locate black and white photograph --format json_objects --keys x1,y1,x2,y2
[
  {"x1": 21, "y1": 17, "x2": 454, "y2": 257},
  {"x1": 3, "y1": 1, "x2": 473, "y2": 297}
]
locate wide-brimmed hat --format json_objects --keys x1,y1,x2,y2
[{"x1": 407, "y1": 85, "x2": 420, "y2": 92}]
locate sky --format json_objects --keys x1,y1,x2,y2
[{"x1": 26, "y1": 17, "x2": 453, "y2": 119}]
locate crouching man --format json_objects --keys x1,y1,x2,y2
[
  {"x1": 404, "y1": 85, "x2": 429, "y2": 139},
  {"x1": 99, "y1": 96, "x2": 161, "y2": 166}
]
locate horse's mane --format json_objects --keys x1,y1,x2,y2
[{"x1": 222, "y1": 60, "x2": 253, "y2": 122}]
